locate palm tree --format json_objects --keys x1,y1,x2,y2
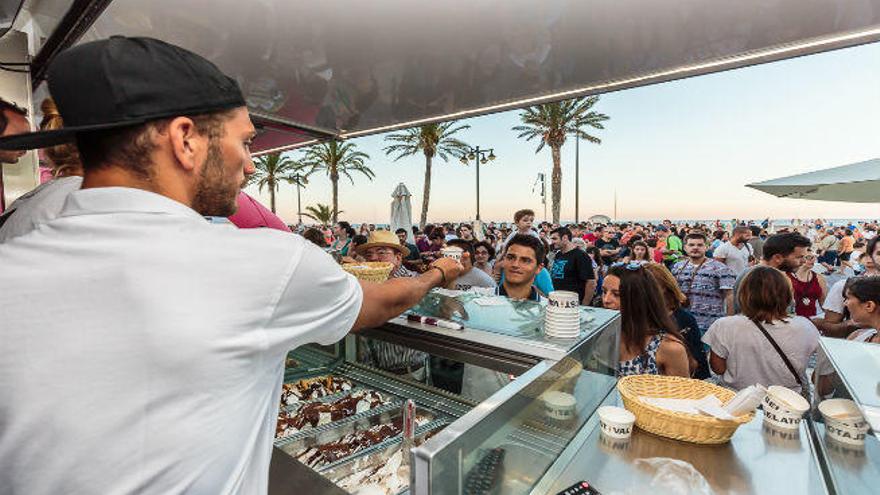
[
  {"x1": 302, "y1": 140, "x2": 374, "y2": 223},
  {"x1": 252, "y1": 152, "x2": 304, "y2": 213},
  {"x1": 512, "y1": 96, "x2": 609, "y2": 223},
  {"x1": 383, "y1": 122, "x2": 471, "y2": 229},
  {"x1": 302, "y1": 203, "x2": 339, "y2": 226}
]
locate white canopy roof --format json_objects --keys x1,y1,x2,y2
[
  {"x1": 15, "y1": 1, "x2": 880, "y2": 154},
  {"x1": 746, "y1": 158, "x2": 880, "y2": 203}
]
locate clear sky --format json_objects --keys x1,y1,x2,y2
[{"x1": 244, "y1": 42, "x2": 880, "y2": 225}]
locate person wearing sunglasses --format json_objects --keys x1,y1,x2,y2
[{"x1": 603, "y1": 262, "x2": 692, "y2": 377}]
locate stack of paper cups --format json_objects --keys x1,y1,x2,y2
[{"x1": 545, "y1": 291, "x2": 581, "y2": 339}]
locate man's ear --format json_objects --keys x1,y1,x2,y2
[
  {"x1": 866, "y1": 300, "x2": 877, "y2": 314},
  {"x1": 167, "y1": 116, "x2": 203, "y2": 172}
]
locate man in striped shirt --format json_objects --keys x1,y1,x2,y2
[{"x1": 357, "y1": 230, "x2": 428, "y2": 380}]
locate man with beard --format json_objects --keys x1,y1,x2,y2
[
  {"x1": 671, "y1": 232, "x2": 735, "y2": 335},
  {"x1": 732, "y1": 232, "x2": 812, "y2": 313},
  {"x1": 713, "y1": 225, "x2": 753, "y2": 276},
  {"x1": 0, "y1": 37, "x2": 462, "y2": 495}
]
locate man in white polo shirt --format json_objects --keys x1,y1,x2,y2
[{"x1": 0, "y1": 37, "x2": 462, "y2": 495}]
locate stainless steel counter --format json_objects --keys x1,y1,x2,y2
[
  {"x1": 536, "y1": 392, "x2": 828, "y2": 495},
  {"x1": 812, "y1": 422, "x2": 880, "y2": 495}
]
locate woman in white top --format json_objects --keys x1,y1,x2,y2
[
  {"x1": 703, "y1": 266, "x2": 819, "y2": 391},
  {"x1": 0, "y1": 98, "x2": 83, "y2": 242},
  {"x1": 815, "y1": 276, "x2": 880, "y2": 397}
]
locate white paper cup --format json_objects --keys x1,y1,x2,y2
[
  {"x1": 762, "y1": 386, "x2": 809, "y2": 430},
  {"x1": 819, "y1": 399, "x2": 870, "y2": 445},
  {"x1": 541, "y1": 391, "x2": 577, "y2": 422},
  {"x1": 598, "y1": 406, "x2": 636, "y2": 439},
  {"x1": 548, "y1": 291, "x2": 580, "y2": 310},
  {"x1": 441, "y1": 246, "x2": 463, "y2": 261}
]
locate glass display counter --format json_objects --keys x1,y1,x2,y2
[
  {"x1": 412, "y1": 308, "x2": 619, "y2": 495},
  {"x1": 270, "y1": 290, "x2": 620, "y2": 495},
  {"x1": 810, "y1": 337, "x2": 880, "y2": 495}
]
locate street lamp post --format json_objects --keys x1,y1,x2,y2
[
  {"x1": 460, "y1": 146, "x2": 496, "y2": 221},
  {"x1": 290, "y1": 173, "x2": 308, "y2": 225}
]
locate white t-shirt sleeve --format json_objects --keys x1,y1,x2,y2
[
  {"x1": 822, "y1": 279, "x2": 846, "y2": 314},
  {"x1": 265, "y1": 241, "x2": 363, "y2": 349},
  {"x1": 702, "y1": 318, "x2": 730, "y2": 358},
  {"x1": 713, "y1": 243, "x2": 729, "y2": 259}
]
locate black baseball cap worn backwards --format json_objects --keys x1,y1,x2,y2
[{"x1": 0, "y1": 36, "x2": 246, "y2": 151}]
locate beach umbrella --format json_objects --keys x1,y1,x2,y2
[
  {"x1": 747, "y1": 158, "x2": 880, "y2": 203},
  {"x1": 390, "y1": 183, "x2": 414, "y2": 243}
]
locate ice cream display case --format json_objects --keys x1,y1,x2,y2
[
  {"x1": 268, "y1": 292, "x2": 621, "y2": 495},
  {"x1": 809, "y1": 337, "x2": 880, "y2": 495}
]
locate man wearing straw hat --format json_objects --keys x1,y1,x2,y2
[
  {"x1": 356, "y1": 230, "x2": 430, "y2": 380},
  {"x1": 0, "y1": 37, "x2": 462, "y2": 495}
]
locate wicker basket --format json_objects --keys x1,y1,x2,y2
[
  {"x1": 341, "y1": 262, "x2": 394, "y2": 283},
  {"x1": 617, "y1": 375, "x2": 754, "y2": 444}
]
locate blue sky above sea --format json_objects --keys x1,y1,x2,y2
[{"x1": 244, "y1": 43, "x2": 880, "y2": 225}]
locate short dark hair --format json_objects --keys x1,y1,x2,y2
[
  {"x1": 302, "y1": 228, "x2": 327, "y2": 247},
  {"x1": 733, "y1": 226, "x2": 752, "y2": 235},
  {"x1": 684, "y1": 232, "x2": 707, "y2": 243},
  {"x1": 352, "y1": 234, "x2": 368, "y2": 247},
  {"x1": 513, "y1": 209, "x2": 535, "y2": 223},
  {"x1": 76, "y1": 110, "x2": 234, "y2": 180},
  {"x1": 867, "y1": 236, "x2": 880, "y2": 261},
  {"x1": 429, "y1": 230, "x2": 445, "y2": 241},
  {"x1": 395, "y1": 228, "x2": 407, "y2": 235},
  {"x1": 504, "y1": 234, "x2": 544, "y2": 265},
  {"x1": 552, "y1": 227, "x2": 573, "y2": 240},
  {"x1": 0, "y1": 97, "x2": 27, "y2": 134},
  {"x1": 762, "y1": 233, "x2": 811, "y2": 261},
  {"x1": 447, "y1": 239, "x2": 476, "y2": 260},
  {"x1": 846, "y1": 276, "x2": 880, "y2": 305},
  {"x1": 473, "y1": 240, "x2": 495, "y2": 259}
]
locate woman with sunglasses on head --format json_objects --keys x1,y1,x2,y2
[
  {"x1": 788, "y1": 248, "x2": 828, "y2": 317},
  {"x1": 603, "y1": 262, "x2": 692, "y2": 377}
]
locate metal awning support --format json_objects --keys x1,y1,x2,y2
[{"x1": 30, "y1": 0, "x2": 113, "y2": 83}]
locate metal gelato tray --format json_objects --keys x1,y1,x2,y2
[
  {"x1": 335, "y1": 362, "x2": 475, "y2": 419},
  {"x1": 320, "y1": 420, "x2": 450, "y2": 495},
  {"x1": 277, "y1": 405, "x2": 439, "y2": 470},
  {"x1": 276, "y1": 386, "x2": 403, "y2": 441}
]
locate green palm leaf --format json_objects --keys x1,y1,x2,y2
[
  {"x1": 511, "y1": 96, "x2": 609, "y2": 223},
  {"x1": 382, "y1": 121, "x2": 471, "y2": 228},
  {"x1": 301, "y1": 140, "x2": 373, "y2": 223},
  {"x1": 252, "y1": 152, "x2": 303, "y2": 213}
]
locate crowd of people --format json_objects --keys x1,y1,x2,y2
[{"x1": 304, "y1": 209, "x2": 880, "y2": 397}]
